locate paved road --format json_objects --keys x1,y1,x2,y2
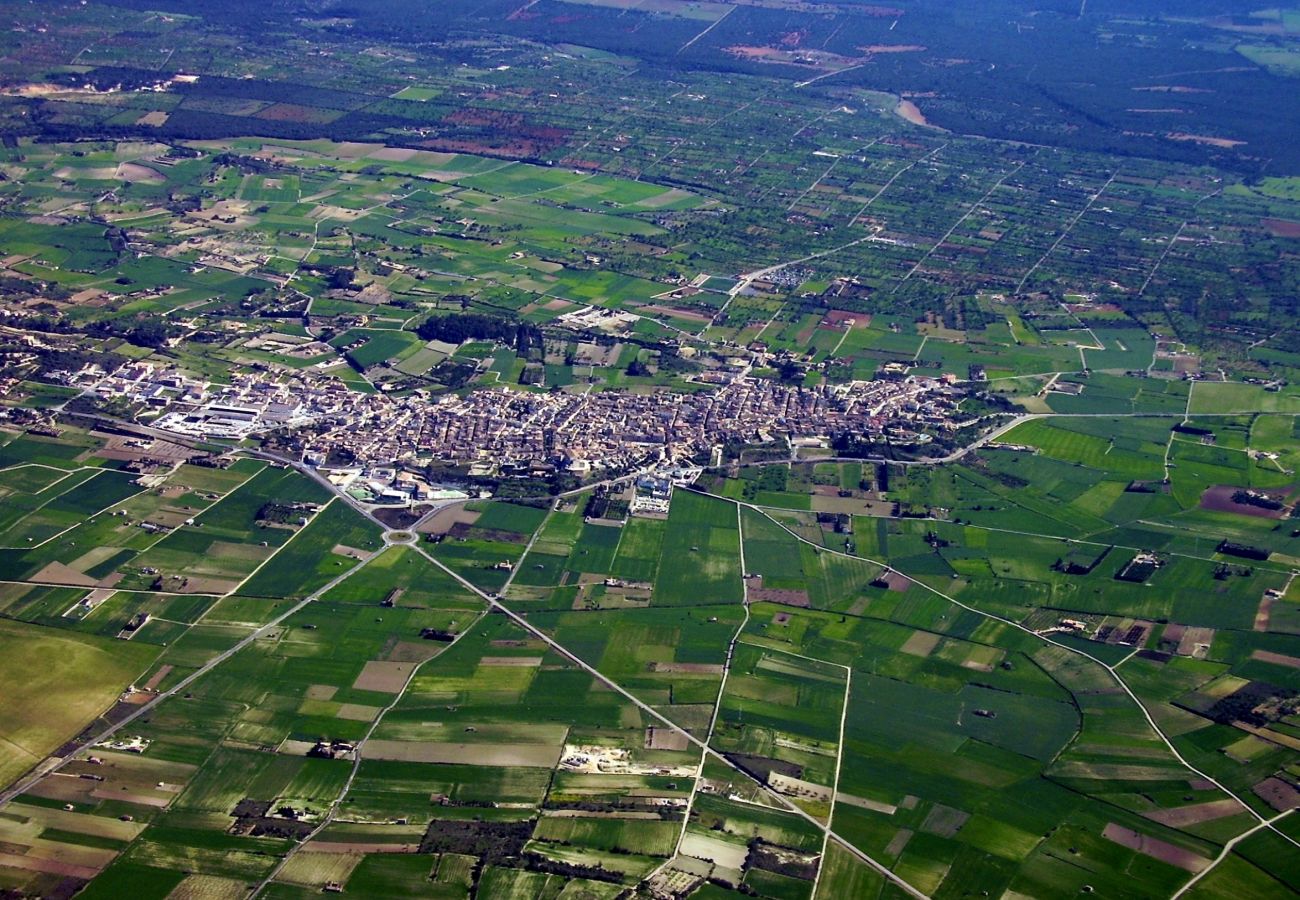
[
  {"x1": 242, "y1": 446, "x2": 389, "y2": 530},
  {"x1": 62, "y1": 412, "x2": 431, "y2": 534},
  {"x1": 558, "y1": 469, "x2": 644, "y2": 499},
  {"x1": 408, "y1": 541, "x2": 930, "y2": 899},
  {"x1": 0, "y1": 554, "x2": 375, "y2": 809},
  {"x1": 717, "y1": 491, "x2": 1300, "y2": 862},
  {"x1": 32, "y1": 403, "x2": 1292, "y2": 894},
  {"x1": 658, "y1": 502, "x2": 755, "y2": 873},
  {"x1": 249, "y1": 605, "x2": 491, "y2": 898}
]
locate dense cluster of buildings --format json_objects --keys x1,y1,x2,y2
[
  {"x1": 54, "y1": 360, "x2": 353, "y2": 439},
  {"x1": 55, "y1": 358, "x2": 963, "y2": 484},
  {"x1": 300, "y1": 374, "x2": 961, "y2": 474}
]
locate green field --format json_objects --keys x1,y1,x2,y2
[
  {"x1": 0, "y1": 619, "x2": 157, "y2": 786},
  {"x1": 652, "y1": 491, "x2": 743, "y2": 606},
  {"x1": 239, "y1": 499, "x2": 383, "y2": 598},
  {"x1": 1, "y1": 5, "x2": 1300, "y2": 893}
]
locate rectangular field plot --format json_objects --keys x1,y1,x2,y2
[
  {"x1": 0, "y1": 618, "x2": 157, "y2": 788},
  {"x1": 651, "y1": 491, "x2": 742, "y2": 606},
  {"x1": 741, "y1": 508, "x2": 883, "y2": 611},
  {"x1": 714, "y1": 643, "x2": 847, "y2": 800},
  {"x1": 238, "y1": 500, "x2": 382, "y2": 599},
  {"x1": 121, "y1": 466, "x2": 333, "y2": 593}
]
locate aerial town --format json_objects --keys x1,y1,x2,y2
[
  {"x1": 296, "y1": 373, "x2": 964, "y2": 475},
  {"x1": 41, "y1": 357, "x2": 965, "y2": 489},
  {"x1": 4, "y1": 1, "x2": 1300, "y2": 897}
]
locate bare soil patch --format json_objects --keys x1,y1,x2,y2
[
  {"x1": 0, "y1": 851, "x2": 99, "y2": 880},
  {"x1": 839, "y1": 793, "x2": 897, "y2": 815},
  {"x1": 336, "y1": 703, "x2": 380, "y2": 722},
  {"x1": 1254, "y1": 594, "x2": 1274, "y2": 632},
  {"x1": 822, "y1": 309, "x2": 868, "y2": 328},
  {"x1": 680, "y1": 832, "x2": 748, "y2": 871},
  {"x1": 116, "y1": 163, "x2": 164, "y2": 184},
  {"x1": 1176, "y1": 626, "x2": 1215, "y2": 657},
  {"x1": 632, "y1": 188, "x2": 695, "y2": 210},
  {"x1": 302, "y1": 841, "x2": 418, "y2": 853},
  {"x1": 363, "y1": 740, "x2": 560, "y2": 767},
  {"x1": 1251, "y1": 649, "x2": 1300, "y2": 669},
  {"x1": 98, "y1": 433, "x2": 191, "y2": 462},
  {"x1": 135, "y1": 110, "x2": 169, "y2": 127},
  {"x1": 650, "y1": 662, "x2": 723, "y2": 675},
  {"x1": 1167, "y1": 132, "x2": 1244, "y2": 148},
  {"x1": 640, "y1": 304, "x2": 712, "y2": 323},
  {"x1": 29, "y1": 563, "x2": 96, "y2": 588},
  {"x1": 884, "y1": 829, "x2": 913, "y2": 857},
  {"x1": 901, "y1": 631, "x2": 940, "y2": 658},
  {"x1": 920, "y1": 803, "x2": 969, "y2": 838},
  {"x1": 895, "y1": 100, "x2": 931, "y2": 128},
  {"x1": 1253, "y1": 776, "x2": 1300, "y2": 812},
  {"x1": 28, "y1": 776, "x2": 95, "y2": 804},
  {"x1": 366, "y1": 147, "x2": 419, "y2": 162},
  {"x1": 744, "y1": 577, "x2": 810, "y2": 606},
  {"x1": 90, "y1": 787, "x2": 171, "y2": 808},
  {"x1": 142, "y1": 665, "x2": 172, "y2": 692},
  {"x1": 881, "y1": 571, "x2": 912, "y2": 592},
  {"x1": 177, "y1": 576, "x2": 238, "y2": 595},
  {"x1": 353, "y1": 660, "x2": 417, "y2": 693},
  {"x1": 768, "y1": 772, "x2": 832, "y2": 802},
  {"x1": 1199, "y1": 485, "x2": 1287, "y2": 519},
  {"x1": 1143, "y1": 799, "x2": 1242, "y2": 827},
  {"x1": 383, "y1": 641, "x2": 444, "y2": 664},
  {"x1": 372, "y1": 505, "x2": 427, "y2": 529},
  {"x1": 1101, "y1": 823, "x2": 1210, "y2": 872},
  {"x1": 55, "y1": 166, "x2": 118, "y2": 180},
  {"x1": 645, "y1": 726, "x2": 689, "y2": 751},
  {"x1": 331, "y1": 544, "x2": 371, "y2": 559},
  {"x1": 1262, "y1": 218, "x2": 1300, "y2": 238},
  {"x1": 417, "y1": 504, "x2": 478, "y2": 535}
]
